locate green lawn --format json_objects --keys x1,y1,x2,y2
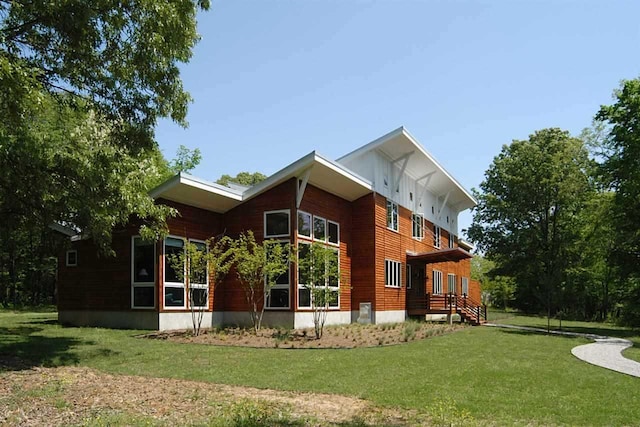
[{"x1": 1, "y1": 311, "x2": 639, "y2": 425}]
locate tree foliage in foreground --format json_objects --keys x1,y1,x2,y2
[{"x1": 469, "y1": 128, "x2": 592, "y2": 320}]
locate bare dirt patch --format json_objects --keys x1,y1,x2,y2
[
  {"x1": 144, "y1": 321, "x2": 465, "y2": 349},
  {"x1": 0, "y1": 366, "x2": 421, "y2": 426}
]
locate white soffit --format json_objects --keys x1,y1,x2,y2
[
  {"x1": 337, "y1": 127, "x2": 477, "y2": 211},
  {"x1": 149, "y1": 173, "x2": 243, "y2": 213}
]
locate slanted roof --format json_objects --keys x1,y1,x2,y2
[
  {"x1": 149, "y1": 174, "x2": 243, "y2": 213},
  {"x1": 150, "y1": 152, "x2": 374, "y2": 214},
  {"x1": 406, "y1": 247, "x2": 473, "y2": 263},
  {"x1": 337, "y1": 127, "x2": 477, "y2": 211}
]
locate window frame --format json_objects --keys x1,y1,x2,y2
[
  {"x1": 65, "y1": 250, "x2": 77, "y2": 267},
  {"x1": 163, "y1": 235, "x2": 186, "y2": 310},
  {"x1": 131, "y1": 236, "x2": 156, "y2": 310},
  {"x1": 385, "y1": 259, "x2": 402, "y2": 288},
  {"x1": 264, "y1": 239, "x2": 291, "y2": 310},
  {"x1": 386, "y1": 200, "x2": 399, "y2": 232},
  {"x1": 412, "y1": 213, "x2": 424, "y2": 241},
  {"x1": 433, "y1": 269, "x2": 443, "y2": 295},
  {"x1": 297, "y1": 210, "x2": 312, "y2": 239},
  {"x1": 188, "y1": 238, "x2": 209, "y2": 309},
  {"x1": 462, "y1": 277, "x2": 469, "y2": 296},
  {"x1": 448, "y1": 273, "x2": 457, "y2": 295},
  {"x1": 433, "y1": 225, "x2": 441, "y2": 248},
  {"x1": 264, "y1": 209, "x2": 291, "y2": 238}
]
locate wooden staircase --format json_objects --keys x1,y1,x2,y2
[{"x1": 407, "y1": 293, "x2": 487, "y2": 325}]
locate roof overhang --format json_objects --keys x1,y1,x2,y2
[
  {"x1": 244, "y1": 151, "x2": 373, "y2": 203},
  {"x1": 337, "y1": 127, "x2": 477, "y2": 212},
  {"x1": 149, "y1": 152, "x2": 374, "y2": 214},
  {"x1": 149, "y1": 174, "x2": 243, "y2": 214},
  {"x1": 407, "y1": 247, "x2": 473, "y2": 263}
]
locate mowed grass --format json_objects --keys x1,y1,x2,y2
[{"x1": 1, "y1": 311, "x2": 639, "y2": 425}]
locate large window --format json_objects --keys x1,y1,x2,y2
[
  {"x1": 448, "y1": 273, "x2": 457, "y2": 294},
  {"x1": 433, "y1": 270, "x2": 443, "y2": 294},
  {"x1": 297, "y1": 243, "x2": 339, "y2": 308},
  {"x1": 412, "y1": 213, "x2": 423, "y2": 240},
  {"x1": 433, "y1": 225, "x2": 441, "y2": 248},
  {"x1": 164, "y1": 237, "x2": 185, "y2": 308},
  {"x1": 385, "y1": 259, "x2": 402, "y2": 288},
  {"x1": 265, "y1": 241, "x2": 290, "y2": 309},
  {"x1": 386, "y1": 200, "x2": 398, "y2": 231},
  {"x1": 265, "y1": 210, "x2": 290, "y2": 238},
  {"x1": 462, "y1": 277, "x2": 469, "y2": 296},
  {"x1": 189, "y1": 240, "x2": 208, "y2": 308},
  {"x1": 132, "y1": 237, "x2": 155, "y2": 309}
]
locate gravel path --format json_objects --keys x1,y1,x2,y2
[{"x1": 485, "y1": 323, "x2": 640, "y2": 378}]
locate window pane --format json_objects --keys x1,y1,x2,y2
[
  {"x1": 329, "y1": 290, "x2": 339, "y2": 307},
  {"x1": 190, "y1": 288, "x2": 208, "y2": 307},
  {"x1": 313, "y1": 217, "x2": 326, "y2": 241},
  {"x1": 298, "y1": 243, "x2": 311, "y2": 285},
  {"x1": 133, "y1": 286, "x2": 154, "y2": 308},
  {"x1": 164, "y1": 238, "x2": 184, "y2": 283},
  {"x1": 268, "y1": 288, "x2": 289, "y2": 308},
  {"x1": 298, "y1": 212, "x2": 311, "y2": 237},
  {"x1": 266, "y1": 211, "x2": 289, "y2": 236},
  {"x1": 190, "y1": 241, "x2": 208, "y2": 285},
  {"x1": 134, "y1": 238, "x2": 155, "y2": 283},
  {"x1": 298, "y1": 288, "x2": 311, "y2": 308},
  {"x1": 328, "y1": 222, "x2": 339, "y2": 244},
  {"x1": 164, "y1": 286, "x2": 184, "y2": 307}
]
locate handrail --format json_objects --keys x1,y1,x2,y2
[{"x1": 408, "y1": 293, "x2": 487, "y2": 324}]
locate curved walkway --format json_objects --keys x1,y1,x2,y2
[{"x1": 485, "y1": 323, "x2": 640, "y2": 378}]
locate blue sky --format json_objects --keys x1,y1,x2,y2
[{"x1": 155, "y1": 0, "x2": 640, "y2": 237}]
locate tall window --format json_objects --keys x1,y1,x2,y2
[
  {"x1": 297, "y1": 243, "x2": 339, "y2": 308},
  {"x1": 412, "y1": 213, "x2": 423, "y2": 240},
  {"x1": 132, "y1": 237, "x2": 155, "y2": 308},
  {"x1": 461, "y1": 277, "x2": 469, "y2": 296},
  {"x1": 433, "y1": 270, "x2": 443, "y2": 294},
  {"x1": 265, "y1": 210, "x2": 290, "y2": 238},
  {"x1": 385, "y1": 259, "x2": 402, "y2": 288},
  {"x1": 164, "y1": 237, "x2": 185, "y2": 308},
  {"x1": 265, "y1": 241, "x2": 290, "y2": 309},
  {"x1": 448, "y1": 234, "x2": 456, "y2": 249},
  {"x1": 189, "y1": 240, "x2": 208, "y2": 308},
  {"x1": 406, "y1": 264, "x2": 412, "y2": 289},
  {"x1": 386, "y1": 200, "x2": 398, "y2": 231},
  {"x1": 433, "y1": 225, "x2": 441, "y2": 248},
  {"x1": 448, "y1": 273, "x2": 457, "y2": 294}
]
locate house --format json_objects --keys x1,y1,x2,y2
[{"x1": 57, "y1": 127, "x2": 484, "y2": 330}]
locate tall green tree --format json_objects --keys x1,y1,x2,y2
[
  {"x1": 468, "y1": 128, "x2": 592, "y2": 325},
  {"x1": 595, "y1": 78, "x2": 640, "y2": 325}
]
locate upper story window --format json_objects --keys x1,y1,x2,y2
[
  {"x1": 298, "y1": 210, "x2": 339, "y2": 246},
  {"x1": 65, "y1": 250, "x2": 77, "y2": 267},
  {"x1": 433, "y1": 225, "x2": 441, "y2": 248},
  {"x1": 412, "y1": 213, "x2": 423, "y2": 240},
  {"x1": 448, "y1": 234, "x2": 456, "y2": 249},
  {"x1": 386, "y1": 200, "x2": 398, "y2": 231},
  {"x1": 265, "y1": 210, "x2": 290, "y2": 238}
]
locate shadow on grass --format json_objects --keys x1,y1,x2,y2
[
  {"x1": 0, "y1": 325, "x2": 93, "y2": 372},
  {"x1": 495, "y1": 327, "x2": 583, "y2": 340}
]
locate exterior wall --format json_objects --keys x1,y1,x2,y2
[
  {"x1": 59, "y1": 310, "x2": 159, "y2": 329},
  {"x1": 350, "y1": 194, "x2": 377, "y2": 312},
  {"x1": 57, "y1": 225, "x2": 138, "y2": 313},
  {"x1": 218, "y1": 179, "x2": 297, "y2": 313}
]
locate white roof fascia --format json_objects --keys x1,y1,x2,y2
[
  {"x1": 336, "y1": 126, "x2": 406, "y2": 163},
  {"x1": 242, "y1": 151, "x2": 373, "y2": 202},
  {"x1": 149, "y1": 172, "x2": 243, "y2": 201}
]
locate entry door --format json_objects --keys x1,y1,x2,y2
[{"x1": 415, "y1": 266, "x2": 425, "y2": 295}]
